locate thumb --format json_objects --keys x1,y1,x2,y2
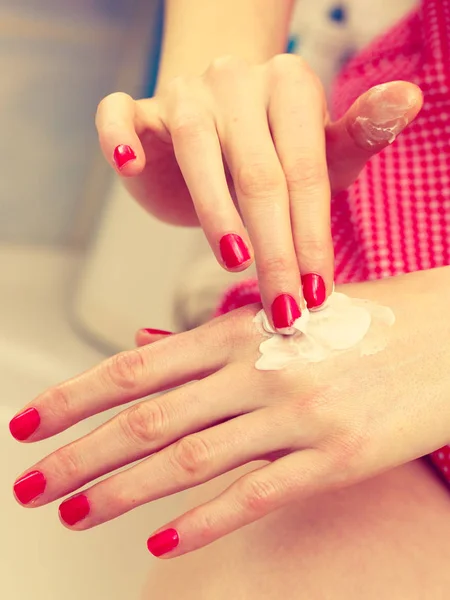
[{"x1": 326, "y1": 81, "x2": 423, "y2": 194}]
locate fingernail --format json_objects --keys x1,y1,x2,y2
[
  {"x1": 59, "y1": 495, "x2": 90, "y2": 526},
  {"x1": 142, "y1": 328, "x2": 173, "y2": 336},
  {"x1": 302, "y1": 273, "x2": 326, "y2": 308},
  {"x1": 147, "y1": 528, "x2": 179, "y2": 557},
  {"x1": 9, "y1": 407, "x2": 40, "y2": 441},
  {"x1": 113, "y1": 144, "x2": 136, "y2": 169},
  {"x1": 271, "y1": 294, "x2": 301, "y2": 330},
  {"x1": 219, "y1": 234, "x2": 251, "y2": 269},
  {"x1": 351, "y1": 83, "x2": 419, "y2": 149},
  {"x1": 14, "y1": 471, "x2": 46, "y2": 504}
]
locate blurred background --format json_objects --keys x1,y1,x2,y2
[
  {"x1": 0, "y1": 1, "x2": 415, "y2": 598},
  {"x1": 0, "y1": 2, "x2": 199, "y2": 599}
]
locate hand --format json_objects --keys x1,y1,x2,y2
[
  {"x1": 96, "y1": 55, "x2": 422, "y2": 328},
  {"x1": 10, "y1": 269, "x2": 449, "y2": 558}
]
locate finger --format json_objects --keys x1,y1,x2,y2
[
  {"x1": 9, "y1": 321, "x2": 229, "y2": 443},
  {"x1": 135, "y1": 328, "x2": 173, "y2": 347},
  {"x1": 217, "y1": 66, "x2": 302, "y2": 332},
  {"x1": 327, "y1": 81, "x2": 423, "y2": 194},
  {"x1": 166, "y1": 92, "x2": 253, "y2": 272},
  {"x1": 95, "y1": 92, "x2": 146, "y2": 176},
  {"x1": 268, "y1": 56, "x2": 332, "y2": 310},
  {"x1": 13, "y1": 367, "x2": 254, "y2": 507},
  {"x1": 54, "y1": 405, "x2": 313, "y2": 529},
  {"x1": 146, "y1": 449, "x2": 329, "y2": 557}
]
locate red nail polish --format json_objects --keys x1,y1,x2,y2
[
  {"x1": 9, "y1": 407, "x2": 40, "y2": 441},
  {"x1": 14, "y1": 471, "x2": 46, "y2": 504},
  {"x1": 271, "y1": 294, "x2": 301, "y2": 329},
  {"x1": 147, "y1": 528, "x2": 179, "y2": 557},
  {"x1": 59, "y1": 495, "x2": 90, "y2": 526},
  {"x1": 219, "y1": 234, "x2": 251, "y2": 269},
  {"x1": 302, "y1": 273, "x2": 326, "y2": 308},
  {"x1": 113, "y1": 144, "x2": 136, "y2": 169},
  {"x1": 142, "y1": 328, "x2": 172, "y2": 336}
]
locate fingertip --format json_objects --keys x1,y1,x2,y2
[
  {"x1": 218, "y1": 233, "x2": 253, "y2": 271},
  {"x1": 348, "y1": 81, "x2": 423, "y2": 151},
  {"x1": 220, "y1": 256, "x2": 253, "y2": 273},
  {"x1": 301, "y1": 273, "x2": 327, "y2": 310},
  {"x1": 269, "y1": 293, "x2": 302, "y2": 335},
  {"x1": 111, "y1": 143, "x2": 146, "y2": 177}
]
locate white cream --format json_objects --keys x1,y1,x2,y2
[
  {"x1": 353, "y1": 83, "x2": 418, "y2": 147},
  {"x1": 254, "y1": 292, "x2": 395, "y2": 371}
]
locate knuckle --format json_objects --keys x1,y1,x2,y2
[
  {"x1": 105, "y1": 350, "x2": 146, "y2": 391},
  {"x1": 171, "y1": 436, "x2": 212, "y2": 480},
  {"x1": 328, "y1": 427, "x2": 368, "y2": 475},
  {"x1": 284, "y1": 157, "x2": 327, "y2": 193},
  {"x1": 121, "y1": 402, "x2": 166, "y2": 446},
  {"x1": 52, "y1": 446, "x2": 82, "y2": 480},
  {"x1": 258, "y1": 254, "x2": 296, "y2": 279},
  {"x1": 238, "y1": 476, "x2": 278, "y2": 516},
  {"x1": 43, "y1": 385, "x2": 72, "y2": 420},
  {"x1": 170, "y1": 108, "x2": 211, "y2": 138},
  {"x1": 296, "y1": 237, "x2": 332, "y2": 265},
  {"x1": 207, "y1": 55, "x2": 248, "y2": 77},
  {"x1": 270, "y1": 53, "x2": 304, "y2": 76},
  {"x1": 108, "y1": 483, "x2": 132, "y2": 512},
  {"x1": 191, "y1": 509, "x2": 216, "y2": 545},
  {"x1": 164, "y1": 75, "x2": 190, "y2": 98},
  {"x1": 236, "y1": 161, "x2": 285, "y2": 199},
  {"x1": 269, "y1": 55, "x2": 322, "y2": 91}
]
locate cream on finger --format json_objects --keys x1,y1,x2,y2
[{"x1": 254, "y1": 292, "x2": 395, "y2": 371}]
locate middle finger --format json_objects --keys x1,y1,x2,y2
[
  {"x1": 268, "y1": 56, "x2": 333, "y2": 310},
  {"x1": 216, "y1": 67, "x2": 303, "y2": 333},
  {"x1": 60, "y1": 404, "x2": 312, "y2": 529},
  {"x1": 12, "y1": 367, "x2": 251, "y2": 507}
]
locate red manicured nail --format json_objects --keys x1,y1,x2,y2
[
  {"x1": 59, "y1": 495, "x2": 90, "y2": 526},
  {"x1": 219, "y1": 234, "x2": 251, "y2": 269},
  {"x1": 302, "y1": 273, "x2": 326, "y2": 308},
  {"x1": 147, "y1": 528, "x2": 179, "y2": 557},
  {"x1": 113, "y1": 144, "x2": 136, "y2": 169},
  {"x1": 9, "y1": 407, "x2": 40, "y2": 441},
  {"x1": 142, "y1": 328, "x2": 172, "y2": 336},
  {"x1": 14, "y1": 471, "x2": 46, "y2": 504},
  {"x1": 271, "y1": 294, "x2": 301, "y2": 329}
]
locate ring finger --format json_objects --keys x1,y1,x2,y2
[
  {"x1": 57, "y1": 404, "x2": 311, "y2": 529},
  {"x1": 12, "y1": 366, "x2": 254, "y2": 507}
]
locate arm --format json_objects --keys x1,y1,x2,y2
[{"x1": 156, "y1": 0, "x2": 295, "y2": 88}]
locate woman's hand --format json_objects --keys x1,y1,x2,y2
[
  {"x1": 9, "y1": 268, "x2": 450, "y2": 557},
  {"x1": 96, "y1": 55, "x2": 422, "y2": 328}
]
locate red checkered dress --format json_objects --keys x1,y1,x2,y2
[{"x1": 216, "y1": 0, "x2": 450, "y2": 484}]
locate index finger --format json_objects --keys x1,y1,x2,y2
[
  {"x1": 218, "y1": 75, "x2": 303, "y2": 333},
  {"x1": 8, "y1": 322, "x2": 229, "y2": 443}
]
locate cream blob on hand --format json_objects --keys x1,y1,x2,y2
[{"x1": 254, "y1": 292, "x2": 395, "y2": 371}]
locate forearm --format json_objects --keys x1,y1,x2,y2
[{"x1": 156, "y1": 0, "x2": 294, "y2": 89}]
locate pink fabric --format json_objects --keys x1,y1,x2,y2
[{"x1": 216, "y1": 0, "x2": 450, "y2": 484}]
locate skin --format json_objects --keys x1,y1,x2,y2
[
  {"x1": 96, "y1": 59, "x2": 422, "y2": 327},
  {"x1": 10, "y1": 267, "x2": 450, "y2": 566},
  {"x1": 143, "y1": 460, "x2": 450, "y2": 599}
]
